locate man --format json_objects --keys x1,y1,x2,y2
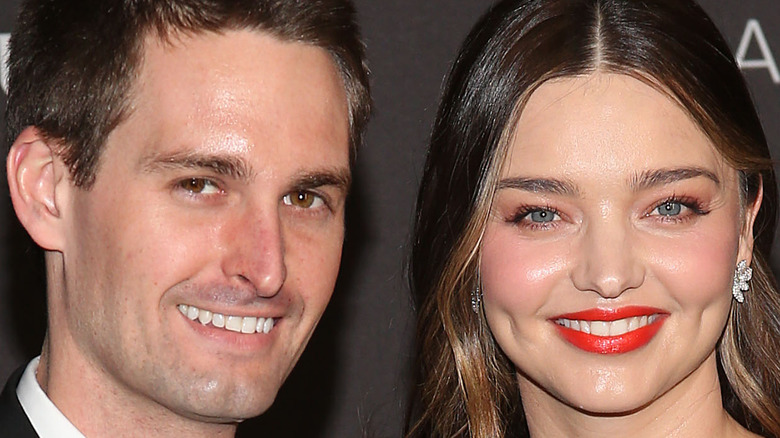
[{"x1": 1, "y1": 0, "x2": 370, "y2": 436}]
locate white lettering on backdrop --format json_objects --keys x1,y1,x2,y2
[
  {"x1": 736, "y1": 19, "x2": 780, "y2": 84},
  {"x1": 1, "y1": 33, "x2": 9, "y2": 94}
]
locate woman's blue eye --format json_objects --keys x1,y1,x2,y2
[
  {"x1": 656, "y1": 201, "x2": 682, "y2": 216},
  {"x1": 529, "y1": 210, "x2": 555, "y2": 223}
]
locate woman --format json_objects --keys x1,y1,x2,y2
[{"x1": 406, "y1": 0, "x2": 780, "y2": 437}]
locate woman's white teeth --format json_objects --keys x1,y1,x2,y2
[
  {"x1": 178, "y1": 304, "x2": 274, "y2": 334},
  {"x1": 556, "y1": 314, "x2": 660, "y2": 336}
]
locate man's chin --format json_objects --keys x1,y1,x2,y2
[
  {"x1": 149, "y1": 371, "x2": 284, "y2": 424},
  {"x1": 172, "y1": 391, "x2": 280, "y2": 424}
]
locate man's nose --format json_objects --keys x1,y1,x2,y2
[
  {"x1": 221, "y1": 208, "x2": 287, "y2": 298},
  {"x1": 569, "y1": 218, "x2": 645, "y2": 299}
]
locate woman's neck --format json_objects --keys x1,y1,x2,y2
[{"x1": 518, "y1": 354, "x2": 758, "y2": 438}]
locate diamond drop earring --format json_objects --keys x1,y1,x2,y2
[{"x1": 732, "y1": 260, "x2": 753, "y2": 303}]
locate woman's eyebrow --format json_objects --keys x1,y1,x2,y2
[
  {"x1": 630, "y1": 167, "x2": 720, "y2": 191},
  {"x1": 497, "y1": 177, "x2": 579, "y2": 196},
  {"x1": 498, "y1": 167, "x2": 720, "y2": 195}
]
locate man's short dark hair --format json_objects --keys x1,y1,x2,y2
[{"x1": 5, "y1": 0, "x2": 371, "y2": 187}]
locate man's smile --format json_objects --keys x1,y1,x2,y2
[{"x1": 178, "y1": 304, "x2": 276, "y2": 334}]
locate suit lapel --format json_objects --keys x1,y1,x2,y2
[{"x1": 0, "y1": 365, "x2": 40, "y2": 437}]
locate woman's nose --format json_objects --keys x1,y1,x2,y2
[{"x1": 569, "y1": 218, "x2": 645, "y2": 298}]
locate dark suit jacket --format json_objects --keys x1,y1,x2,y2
[{"x1": 0, "y1": 365, "x2": 39, "y2": 437}]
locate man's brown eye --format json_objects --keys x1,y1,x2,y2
[
  {"x1": 283, "y1": 191, "x2": 324, "y2": 209},
  {"x1": 182, "y1": 178, "x2": 207, "y2": 193},
  {"x1": 178, "y1": 178, "x2": 219, "y2": 195},
  {"x1": 290, "y1": 192, "x2": 315, "y2": 208}
]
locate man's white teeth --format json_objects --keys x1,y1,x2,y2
[
  {"x1": 241, "y1": 317, "x2": 257, "y2": 334},
  {"x1": 556, "y1": 314, "x2": 660, "y2": 337},
  {"x1": 198, "y1": 310, "x2": 212, "y2": 325},
  {"x1": 226, "y1": 316, "x2": 242, "y2": 332},
  {"x1": 187, "y1": 306, "x2": 198, "y2": 320},
  {"x1": 177, "y1": 304, "x2": 274, "y2": 334},
  {"x1": 262, "y1": 317, "x2": 273, "y2": 333}
]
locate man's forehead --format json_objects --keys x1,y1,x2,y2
[
  {"x1": 101, "y1": 27, "x2": 350, "y2": 179},
  {"x1": 133, "y1": 28, "x2": 344, "y2": 112}
]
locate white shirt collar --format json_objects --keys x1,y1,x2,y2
[{"x1": 16, "y1": 356, "x2": 86, "y2": 438}]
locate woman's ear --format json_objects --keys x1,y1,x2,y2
[
  {"x1": 738, "y1": 176, "x2": 764, "y2": 265},
  {"x1": 7, "y1": 127, "x2": 70, "y2": 251}
]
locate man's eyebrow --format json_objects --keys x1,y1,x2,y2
[
  {"x1": 630, "y1": 167, "x2": 720, "y2": 191},
  {"x1": 140, "y1": 151, "x2": 254, "y2": 180},
  {"x1": 291, "y1": 168, "x2": 352, "y2": 192},
  {"x1": 497, "y1": 176, "x2": 579, "y2": 196}
]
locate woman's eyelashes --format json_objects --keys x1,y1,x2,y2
[
  {"x1": 508, "y1": 206, "x2": 562, "y2": 230},
  {"x1": 504, "y1": 195, "x2": 710, "y2": 230},
  {"x1": 646, "y1": 196, "x2": 709, "y2": 223}
]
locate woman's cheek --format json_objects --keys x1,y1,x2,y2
[
  {"x1": 480, "y1": 225, "x2": 569, "y2": 316},
  {"x1": 644, "y1": 226, "x2": 738, "y2": 307}
]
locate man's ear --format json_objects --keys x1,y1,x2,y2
[
  {"x1": 7, "y1": 127, "x2": 70, "y2": 251},
  {"x1": 738, "y1": 176, "x2": 764, "y2": 265}
]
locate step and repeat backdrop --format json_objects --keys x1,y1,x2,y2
[{"x1": 0, "y1": 1, "x2": 778, "y2": 437}]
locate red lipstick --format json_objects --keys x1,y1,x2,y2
[{"x1": 551, "y1": 306, "x2": 668, "y2": 354}]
